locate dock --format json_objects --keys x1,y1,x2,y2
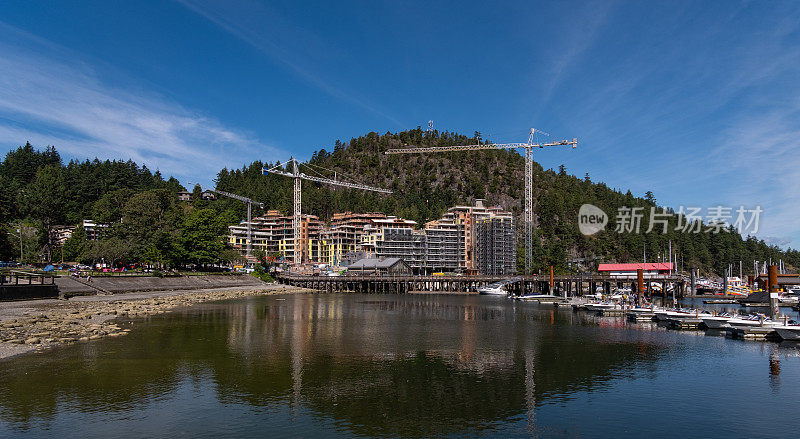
[
  {"x1": 626, "y1": 311, "x2": 655, "y2": 321},
  {"x1": 669, "y1": 318, "x2": 704, "y2": 330},
  {"x1": 276, "y1": 273, "x2": 687, "y2": 296},
  {"x1": 727, "y1": 326, "x2": 780, "y2": 340},
  {"x1": 596, "y1": 308, "x2": 627, "y2": 316}
]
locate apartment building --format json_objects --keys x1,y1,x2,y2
[
  {"x1": 424, "y1": 219, "x2": 465, "y2": 272},
  {"x1": 51, "y1": 225, "x2": 76, "y2": 245},
  {"x1": 475, "y1": 215, "x2": 517, "y2": 275},
  {"x1": 320, "y1": 212, "x2": 387, "y2": 266},
  {"x1": 426, "y1": 199, "x2": 514, "y2": 273},
  {"x1": 227, "y1": 201, "x2": 515, "y2": 274},
  {"x1": 363, "y1": 227, "x2": 426, "y2": 271},
  {"x1": 228, "y1": 210, "x2": 323, "y2": 264},
  {"x1": 82, "y1": 219, "x2": 108, "y2": 241}
]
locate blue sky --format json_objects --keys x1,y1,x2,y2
[{"x1": 1, "y1": 1, "x2": 799, "y2": 247}]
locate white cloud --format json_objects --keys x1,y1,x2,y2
[{"x1": 0, "y1": 24, "x2": 285, "y2": 185}]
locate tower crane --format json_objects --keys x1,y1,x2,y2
[
  {"x1": 212, "y1": 189, "x2": 264, "y2": 260},
  {"x1": 263, "y1": 158, "x2": 392, "y2": 267},
  {"x1": 385, "y1": 128, "x2": 577, "y2": 274}
]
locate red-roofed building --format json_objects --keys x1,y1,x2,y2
[{"x1": 598, "y1": 263, "x2": 673, "y2": 278}]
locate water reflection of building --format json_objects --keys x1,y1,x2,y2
[{"x1": 0, "y1": 295, "x2": 665, "y2": 438}]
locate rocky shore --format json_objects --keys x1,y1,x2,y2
[{"x1": 0, "y1": 284, "x2": 307, "y2": 359}]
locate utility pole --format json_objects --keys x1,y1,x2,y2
[{"x1": 385, "y1": 128, "x2": 577, "y2": 274}]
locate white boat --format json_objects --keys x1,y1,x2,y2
[
  {"x1": 666, "y1": 312, "x2": 713, "y2": 328},
  {"x1": 669, "y1": 310, "x2": 713, "y2": 321},
  {"x1": 478, "y1": 285, "x2": 507, "y2": 296},
  {"x1": 585, "y1": 302, "x2": 618, "y2": 312},
  {"x1": 726, "y1": 316, "x2": 783, "y2": 329},
  {"x1": 626, "y1": 307, "x2": 656, "y2": 320},
  {"x1": 774, "y1": 324, "x2": 800, "y2": 341},
  {"x1": 702, "y1": 315, "x2": 733, "y2": 329},
  {"x1": 515, "y1": 294, "x2": 562, "y2": 302},
  {"x1": 654, "y1": 309, "x2": 687, "y2": 321}
]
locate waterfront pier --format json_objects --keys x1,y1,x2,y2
[{"x1": 276, "y1": 273, "x2": 687, "y2": 297}]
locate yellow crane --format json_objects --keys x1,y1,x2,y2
[{"x1": 385, "y1": 128, "x2": 577, "y2": 274}]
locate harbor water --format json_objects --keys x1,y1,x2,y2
[{"x1": 1, "y1": 293, "x2": 799, "y2": 438}]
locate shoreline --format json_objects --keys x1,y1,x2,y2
[{"x1": 0, "y1": 283, "x2": 309, "y2": 360}]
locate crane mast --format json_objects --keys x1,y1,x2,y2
[
  {"x1": 211, "y1": 189, "x2": 263, "y2": 260},
  {"x1": 385, "y1": 128, "x2": 577, "y2": 274},
  {"x1": 264, "y1": 158, "x2": 392, "y2": 267}
]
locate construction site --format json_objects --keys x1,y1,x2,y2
[
  {"x1": 224, "y1": 128, "x2": 576, "y2": 278},
  {"x1": 228, "y1": 199, "x2": 516, "y2": 276}
]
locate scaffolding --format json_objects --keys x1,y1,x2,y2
[{"x1": 475, "y1": 216, "x2": 517, "y2": 276}]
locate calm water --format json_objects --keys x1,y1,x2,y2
[{"x1": 1, "y1": 293, "x2": 799, "y2": 438}]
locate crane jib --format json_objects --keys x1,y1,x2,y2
[{"x1": 384, "y1": 139, "x2": 576, "y2": 155}]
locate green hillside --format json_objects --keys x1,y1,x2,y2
[
  {"x1": 216, "y1": 128, "x2": 800, "y2": 275},
  {"x1": 2, "y1": 131, "x2": 799, "y2": 275}
]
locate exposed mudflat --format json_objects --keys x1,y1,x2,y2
[{"x1": 0, "y1": 283, "x2": 307, "y2": 359}]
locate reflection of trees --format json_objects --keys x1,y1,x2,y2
[{"x1": 0, "y1": 295, "x2": 661, "y2": 436}]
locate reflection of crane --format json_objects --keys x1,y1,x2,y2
[
  {"x1": 263, "y1": 158, "x2": 392, "y2": 266},
  {"x1": 213, "y1": 189, "x2": 264, "y2": 260},
  {"x1": 385, "y1": 128, "x2": 577, "y2": 274}
]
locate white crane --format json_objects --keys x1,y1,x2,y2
[
  {"x1": 263, "y1": 158, "x2": 392, "y2": 266},
  {"x1": 212, "y1": 189, "x2": 264, "y2": 260},
  {"x1": 385, "y1": 128, "x2": 577, "y2": 274}
]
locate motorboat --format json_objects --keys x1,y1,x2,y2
[
  {"x1": 666, "y1": 309, "x2": 714, "y2": 325},
  {"x1": 585, "y1": 302, "x2": 624, "y2": 313},
  {"x1": 654, "y1": 309, "x2": 689, "y2": 322},
  {"x1": 515, "y1": 294, "x2": 562, "y2": 302},
  {"x1": 774, "y1": 322, "x2": 800, "y2": 341},
  {"x1": 723, "y1": 277, "x2": 751, "y2": 296},
  {"x1": 478, "y1": 285, "x2": 507, "y2": 296},
  {"x1": 726, "y1": 315, "x2": 783, "y2": 329},
  {"x1": 701, "y1": 314, "x2": 734, "y2": 329},
  {"x1": 626, "y1": 307, "x2": 657, "y2": 321}
]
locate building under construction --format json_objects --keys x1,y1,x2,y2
[
  {"x1": 228, "y1": 210, "x2": 323, "y2": 263},
  {"x1": 475, "y1": 215, "x2": 516, "y2": 276},
  {"x1": 228, "y1": 200, "x2": 516, "y2": 274}
]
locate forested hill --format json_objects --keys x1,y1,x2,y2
[
  {"x1": 2, "y1": 132, "x2": 798, "y2": 276},
  {"x1": 216, "y1": 128, "x2": 800, "y2": 275}
]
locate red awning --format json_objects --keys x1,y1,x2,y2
[{"x1": 597, "y1": 263, "x2": 673, "y2": 272}]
